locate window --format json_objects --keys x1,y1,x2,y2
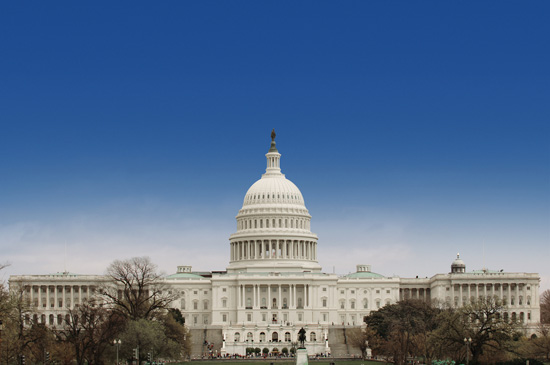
[
  {"x1": 376, "y1": 300, "x2": 381, "y2": 309},
  {"x1": 222, "y1": 299, "x2": 227, "y2": 308},
  {"x1": 223, "y1": 288, "x2": 227, "y2": 292},
  {"x1": 322, "y1": 298, "x2": 327, "y2": 307},
  {"x1": 386, "y1": 290, "x2": 390, "y2": 294},
  {"x1": 323, "y1": 313, "x2": 328, "y2": 322},
  {"x1": 285, "y1": 332, "x2": 291, "y2": 341},
  {"x1": 234, "y1": 332, "x2": 240, "y2": 342},
  {"x1": 350, "y1": 300, "x2": 355, "y2": 309},
  {"x1": 247, "y1": 332, "x2": 253, "y2": 341},
  {"x1": 193, "y1": 301, "x2": 198, "y2": 310},
  {"x1": 310, "y1": 332, "x2": 317, "y2": 341},
  {"x1": 340, "y1": 300, "x2": 345, "y2": 309},
  {"x1": 363, "y1": 299, "x2": 368, "y2": 309},
  {"x1": 247, "y1": 313, "x2": 252, "y2": 322},
  {"x1": 194, "y1": 291, "x2": 198, "y2": 295},
  {"x1": 298, "y1": 313, "x2": 303, "y2": 321},
  {"x1": 340, "y1": 290, "x2": 344, "y2": 294},
  {"x1": 222, "y1": 314, "x2": 227, "y2": 322},
  {"x1": 260, "y1": 332, "x2": 266, "y2": 342},
  {"x1": 351, "y1": 290, "x2": 355, "y2": 294},
  {"x1": 376, "y1": 290, "x2": 380, "y2": 294},
  {"x1": 203, "y1": 300, "x2": 209, "y2": 310},
  {"x1": 323, "y1": 287, "x2": 327, "y2": 292}
]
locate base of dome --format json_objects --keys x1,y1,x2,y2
[{"x1": 226, "y1": 259, "x2": 322, "y2": 273}]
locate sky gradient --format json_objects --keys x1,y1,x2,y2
[{"x1": 1, "y1": 2, "x2": 549, "y2": 291}]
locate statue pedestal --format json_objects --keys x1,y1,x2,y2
[{"x1": 296, "y1": 348, "x2": 308, "y2": 365}]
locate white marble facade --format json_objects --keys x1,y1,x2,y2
[{"x1": 9, "y1": 133, "x2": 541, "y2": 355}]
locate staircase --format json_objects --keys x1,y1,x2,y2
[
  {"x1": 189, "y1": 327, "x2": 223, "y2": 358},
  {"x1": 327, "y1": 326, "x2": 362, "y2": 358}
]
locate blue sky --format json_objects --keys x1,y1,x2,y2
[{"x1": 1, "y1": 2, "x2": 549, "y2": 290}]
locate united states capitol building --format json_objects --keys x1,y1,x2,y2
[{"x1": 10, "y1": 132, "x2": 541, "y2": 356}]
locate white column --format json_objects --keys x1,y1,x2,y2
[
  {"x1": 278, "y1": 285, "x2": 282, "y2": 309},
  {"x1": 451, "y1": 284, "x2": 454, "y2": 306},
  {"x1": 268, "y1": 284, "x2": 271, "y2": 309},
  {"x1": 38, "y1": 285, "x2": 42, "y2": 308},
  {"x1": 46, "y1": 286, "x2": 50, "y2": 308}
]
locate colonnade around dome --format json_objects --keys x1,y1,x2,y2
[{"x1": 230, "y1": 239, "x2": 317, "y2": 262}]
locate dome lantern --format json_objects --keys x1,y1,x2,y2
[{"x1": 264, "y1": 129, "x2": 282, "y2": 177}]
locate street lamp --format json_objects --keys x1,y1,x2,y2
[
  {"x1": 464, "y1": 337, "x2": 472, "y2": 365},
  {"x1": 113, "y1": 339, "x2": 121, "y2": 365}
]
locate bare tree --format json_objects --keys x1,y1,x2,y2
[
  {"x1": 431, "y1": 297, "x2": 520, "y2": 363},
  {"x1": 101, "y1": 257, "x2": 177, "y2": 320},
  {"x1": 541, "y1": 289, "x2": 550, "y2": 324},
  {"x1": 58, "y1": 299, "x2": 125, "y2": 365}
]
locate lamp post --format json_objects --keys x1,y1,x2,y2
[
  {"x1": 463, "y1": 337, "x2": 472, "y2": 365},
  {"x1": 113, "y1": 339, "x2": 121, "y2": 365}
]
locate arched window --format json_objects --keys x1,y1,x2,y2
[
  {"x1": 261, "y1": 297, "x2": 267, "y2": 307},
  {"x1": 340, "y1": 300, "x2": 345, "y2": 309},
  {"x1": 49, "y1": 314, "x2": 54, "y2": 325},
  {"x1": 285, "y1": 332, "x2": 291, "y2": 342},
  {"x1": 272, "y1": 332, "x2": 278, "y2": 342},
  {"x1": 350, "y1": 300, "x2": 355, "y2": 309},
  {"x1": 234, "y1": 332, "x2": 240, "y2": 342},
  {"x1": 283, "y1": 297, "x2": 288, "y2": 308},
  {"x1": 203, "y1": 300, "x2": 209, "y2": 310},
  {"x1": 247, "y1": 332, "x2": 253, "y2": 342},
  {"x1": 260, "y1": 332, "x2": 266, "y2": 342},
  {"x1": 57, "y1": 314, "x2": 62, "y2": 325},
  {"x1": 363, "y1": 299, "x2": 368, "y2": 309},
  {"x1": 310, "y1": 332, "x2": 317, "y2": 341},
  {"x1": 272, "y1": 298, "x2": 277, "y2": 308},
  {"x1": 180, "y1": 299, "x2": 186, "y2": 310}
]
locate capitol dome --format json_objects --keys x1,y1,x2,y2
[{"x1": 227, "y1": 130, "x2": 321, "y2": 273}]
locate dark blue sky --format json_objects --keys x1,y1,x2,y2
[{"x1": 1, "y1": 2, "x2": 548, "y2": 288}]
